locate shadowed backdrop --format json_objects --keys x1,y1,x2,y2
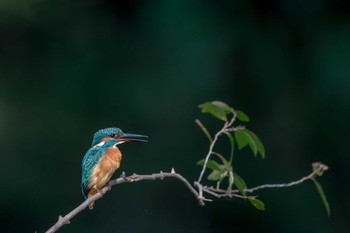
[{"x1": 0, "y1": 1, "x2": 349, "y2": 232}]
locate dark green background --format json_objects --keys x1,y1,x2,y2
[{"x1": 0, "y1": 1, "x2": 349, "y2": 232}]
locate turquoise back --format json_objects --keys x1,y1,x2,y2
[{"x1": 81, "y1": 140, "x2": 117, "y2": 199}]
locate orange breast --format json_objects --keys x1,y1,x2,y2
[{"x1": 88, "y1": 147, "x2": 122, "y2": 194}]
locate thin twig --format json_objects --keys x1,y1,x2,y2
[
  {"x1": 46, "y1": 170, "x2": 204, "y2": 233},
  {"x1": 204, "y1": 163, "x2": 328, "y2": 195},
  {"x1": 244, "y1": 162, "x2": 328, "y2": 193},
  {"x1": 197, "y1": 111, "x2": 236, "y2": 184},
  {"x1": 196, "y1": 129, "x2": 224, "y2": 183},
  {"x1": 195, "y1": 119, "x2": 213, "y2": 143},
  {"x1": 200, "y1": 184, "x2": 256, "y2": 199},
  {"x1": 244, "y1": 171, "x2": 316, "y2": 193}
]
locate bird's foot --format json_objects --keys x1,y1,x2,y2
[
  {"x1": 88, "y1": 202, "x2": 95, "y2": 210},
  {"x1": 126, "y1": 175, "x2": 141, "y2": 182},
  {"x1": 93, "y1": 187, "x2": 104, "y2": 196},
  {"x1": 126, "y1": 177, "x2": 136, "y2": 182},
  {"x1": 105, "y1": 184, "x2": 112, "y2": 191}
]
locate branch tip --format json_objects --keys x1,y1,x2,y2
[{"x1": 312, "y1": 162, "x2": 328, "y2": 176}]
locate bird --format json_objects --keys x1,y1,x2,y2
[{"x1": 81, "y1": 127, "x2": 148, "y2": 209}]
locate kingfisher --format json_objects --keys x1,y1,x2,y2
[{"x1": 81, "y1": 127, "x2": 148, "y2": 209}]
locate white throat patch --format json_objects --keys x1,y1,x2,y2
[{"x1": 93, "y1": 141, "x2": 105, "y2": 148}]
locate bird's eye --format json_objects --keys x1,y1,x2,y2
[{"x1": 110, "y1": 134, "x2": 116, "y2": 138}]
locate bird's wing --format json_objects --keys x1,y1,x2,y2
[{"x1": 81, "y1": 147, "x2": 102, "y2": 199}]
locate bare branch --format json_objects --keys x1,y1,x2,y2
[
  {"x1": 200, "y1": 184, "x2": 256, "y2": 199},
  {"x1": 196, "y1": 129, "x2": 222, "y2": 183},
  {"x1": 46, "y1": 171, "x2": 204, "y2": 233},
  {"x1": 203, "y1": 162, "x2": 328, "y2": 194},
  {"x1": 197, "y1": 111, "x2": 236, "y2": 184},
  {"x1": 243, "y1": 162, "x2": 329, "y2": 193},
  {"x1": 244, "y1": 171, "x2": 316, "y2": 193},
  {"x1": 46, "y1": 162, "x2": 328, "y2": 233}
]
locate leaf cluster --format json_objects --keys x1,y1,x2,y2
[
  {"x1": 196, "y1": 101, "x2": 265, "y2": 210},
  {"x1": 196, "y1": 101, "x2": 330, "y2": 215}
]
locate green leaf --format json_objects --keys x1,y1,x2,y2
[
  {"x1": 208, "y1": 169, "x2": 227, "y2": 181},
  {"x1": 196, "y1": 159, "x2": 221, "y2": 171},
  {"x1": 312, "y1": 178, "x2": 330, "y2": 216},
  {"x1": 208, "y1": 170, "x2": 221, "y2": 181},
  {"x1": 234, "y1": 129, "x2": 249, "y2": 149},
  {"x1": 199, "y1": 102, "x2": 227, "y2": 121},
  {"x1": 248, "y1": 198, "x2": 265, "y2": 211},
  {"x1": 233, "y1": 173, "x2": 247, "y2": 195},
  {"x1": 234, "y1": 129, "x2": 258, "y2": 156},
  {"x1": 236, "y1": 110, "x2": 250, "y2": 122},
  {"x1": 195, "y1": 119, "x2": 213, "y2": 143},
  {"x1": 211, "y1": 101, "x2": 232, "y2": 114},
  {"x1": 212, "y1": 152, "x2": 232, "y2": 171},
  {"x1": 225, "y1": 132, "x2": 235, "y2": 163},
  {"x1": 246, "y1": 129, "x2": 265, "y2": 159}
]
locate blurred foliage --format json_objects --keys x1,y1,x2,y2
[{"x1": 0, "y1": 0, "x2": 349, "y2": 233}]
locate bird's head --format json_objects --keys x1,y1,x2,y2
[{"x1": 91, "y1": 127, "x2": 148, "y2": 147}]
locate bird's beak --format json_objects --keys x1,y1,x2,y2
[{"x1": 115, "y1": 133, "x2": 148, "y2": 143}]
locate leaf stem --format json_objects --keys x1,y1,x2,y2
[{"x1": 195, "y1": 119, "x2": 213, "y2": 143}]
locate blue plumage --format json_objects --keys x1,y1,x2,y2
[
  {"x1": 81, "y1": 140, "x2": 116, "y2": 199},
  {"x1": 91, "y1": 127, "x2": 123, "y2": 147},
  {"x1": 81, "y1": 127, "x2": 148, "y2": 208}
]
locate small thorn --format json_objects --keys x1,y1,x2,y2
[
  {"x1": 171, "y1": 167, "x2": 175, "y2": 173},
  {"x1": 120, "y1": 172, "x2": 126, "y2": 178},
  {"x1": 58, "y1": 215, "x2": 63, "y2": 221}
]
